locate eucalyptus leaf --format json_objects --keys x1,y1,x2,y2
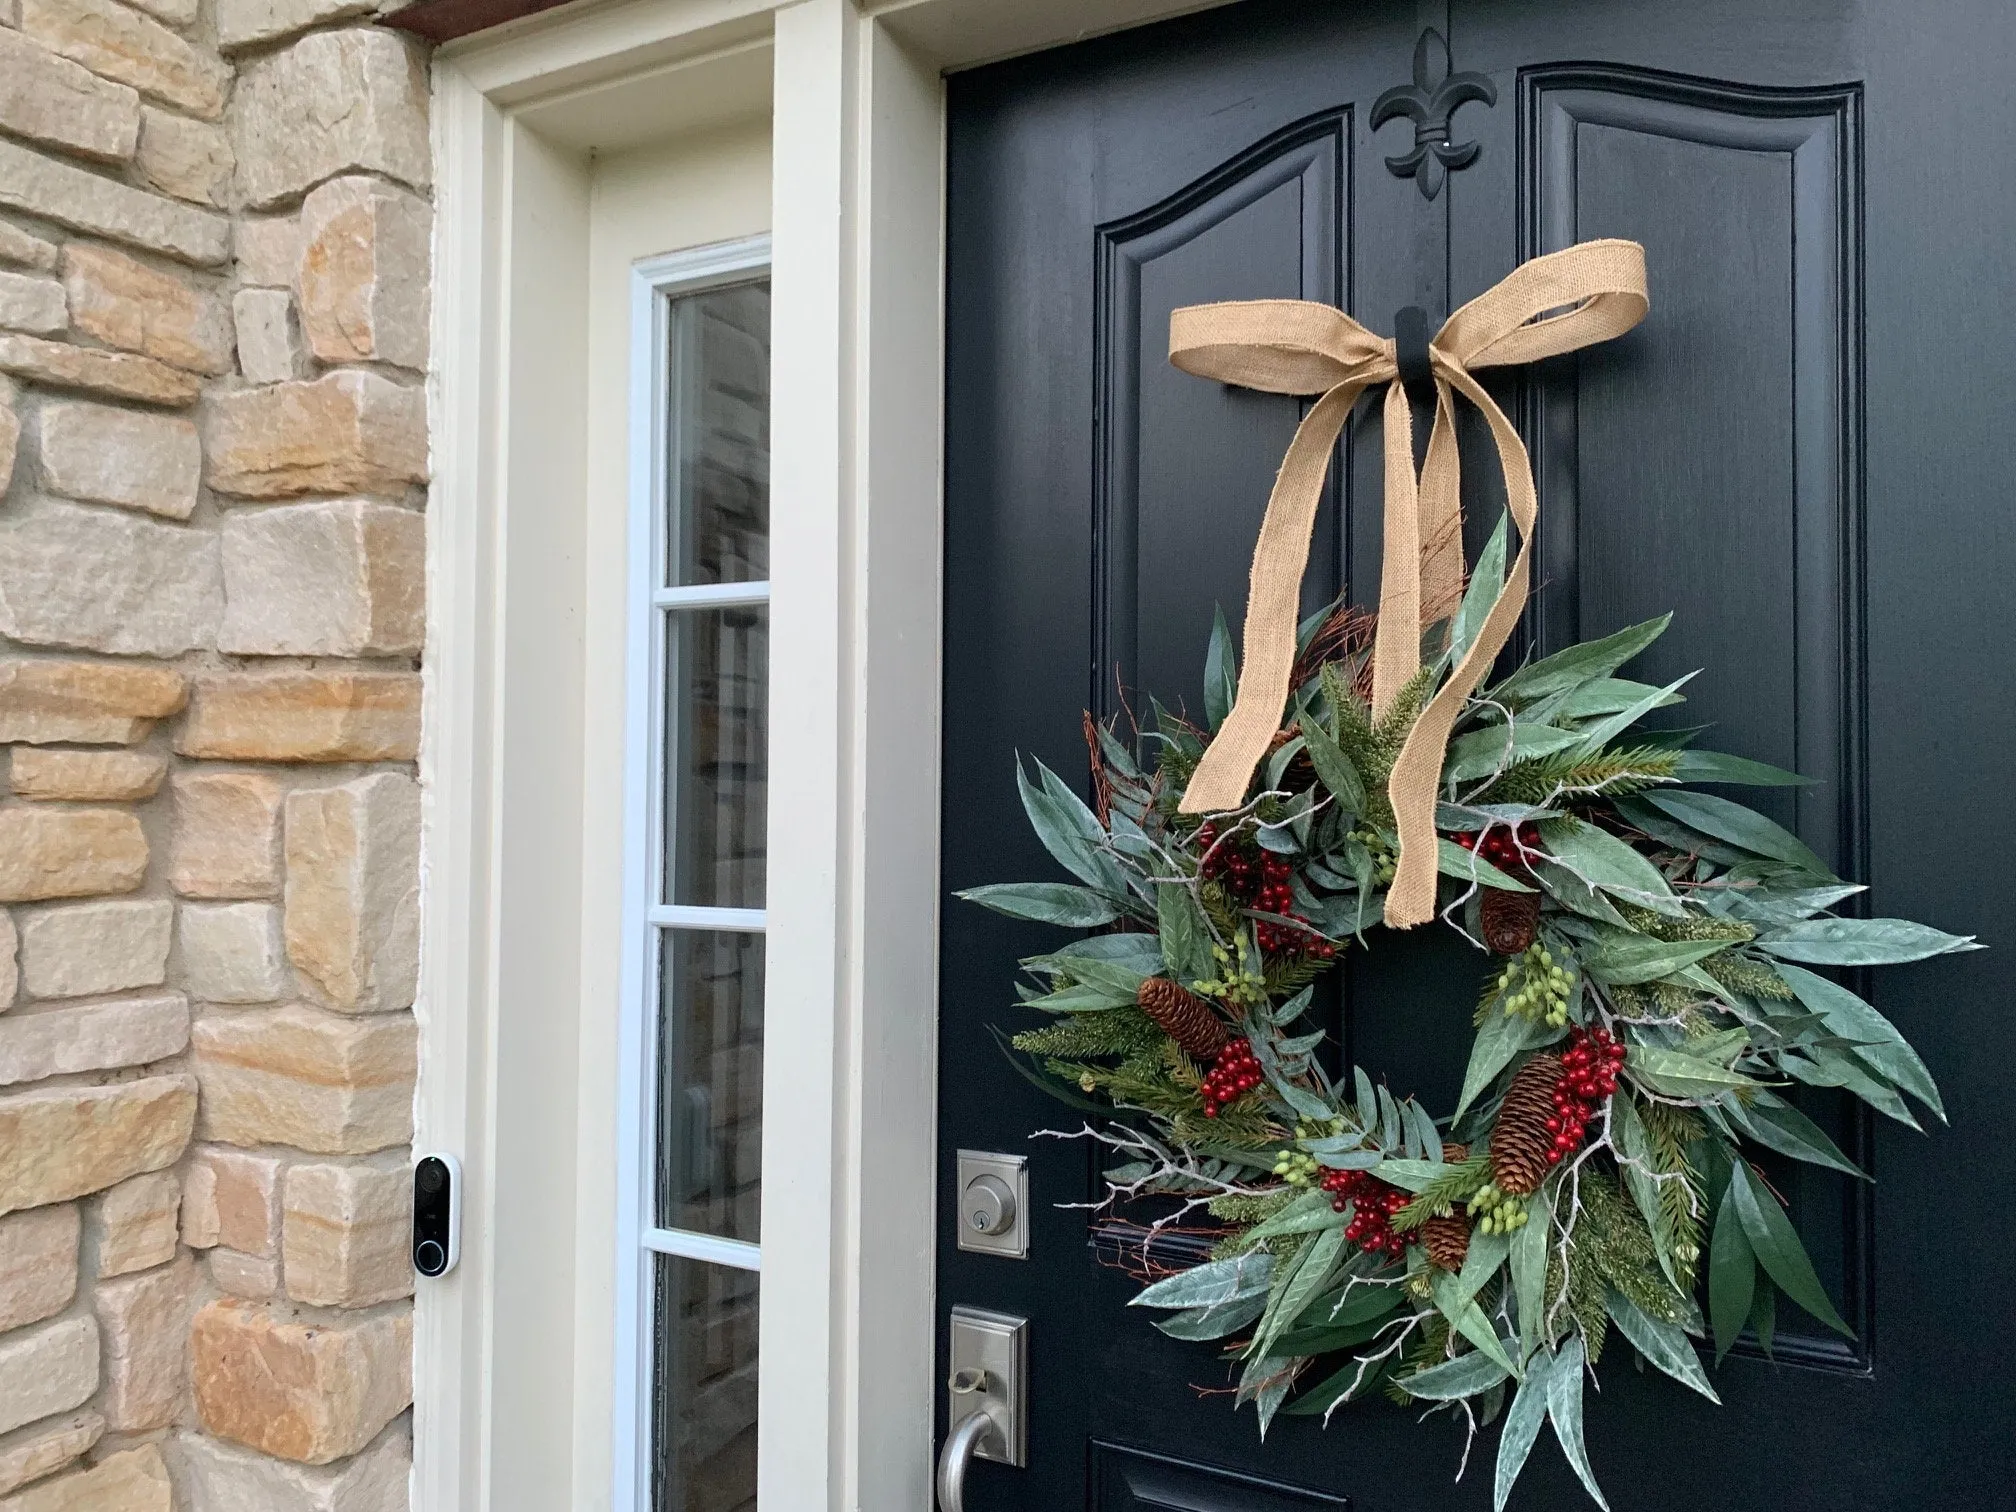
[
  {"x1": 1493, "y1": 616, "x2": 1671, "y2": 707},
  {"x1": 956, "y1": 881, "x2": 1121, "y2": 927},
  {"x1": 1605, "y1": 1290, "x2": 1718, "y2": 1402},
  {"x1": 1204, "y1": 606, "x2": 1237, "y2": 732},
  {"x1": 1018, "y1": 758, "x2": 1128, "y2": 896},
  {"x1": 1726, "y1": 1159, "x2": 1852, "y2": 1337},
  {"x1": 1243, "y1": 1189, "x2": 1343, "y2": 1244},
  {"x1": 1131, "y1": 1252, "x2": 1276, "y2": 1310},
  {"x1": 1368, "y1": 1158, "x2": 1451, "y2": 1194},
  {"x1": 1641, "y1": 790, "x2": 1833, "y2": 876},
  {"x1": 1625, "y1": 1045, "x2": 1757, "y2": 1100},
  {"x1": 1708, "y1": 1188, "x2": 1756, "y2": 1361},
  {"x1": 1610, "y1": 796, "x2": 1756, "y2": 867},
  {"x1": 1781, "y1": 1046, "x2": 1922, "y2": 1129},
  {"x1": 1758, "y1": 916, "x2": 1981, "y2": 966},
  {"x1": 1400, "y1": 1347, "x2": 1511, "y2": 1401},
  {"x1": 1493, "y1": 1348, "x2": 1555, "y2": 1512},
  {"x1": 1581, "y1": 933, "x2": 1733, "y2": 986},
  {"x1": 1777, "y1": 965, "x2": 1943, "y2": 1119},
  {"x1": 1544, "y1": 1335, "x2": 1609, "y2": 1511},
  {"x1": 1301, "y1": 716, "x2": 1367, "y2": 816},
  {"x1": 1050, "y1": 933, "x2": 1165, "y2": 971},
  {"x1": 1512, "y1": 1183, "x2": 1551, "y2": 1357},
  {"x1": 1542, "y1": 817, "x2": 1684, "y2": 915},
  {"x1": 1672, "y1": 749, "x2": 1813, "y2": 787},
  {"x1": 1568, "y1": 672, "x2": 1697, "y2": 760},
  {"x1": 1554, "y1": 676, "x2": 1687, "y2": 722},
  {"x1": 1608, "y1": 1093, "x2": 1683, "y2": 1292},
  {"x1": 1157, "y1": 883, "x2": 1214, "y2": 983},
  {"x1": 1438, "y1": 838, "x2": 1536, "y2": 893},
  {"x1": 1455, "y1": 1008, "x2": 1554, "y2": 1123},
  {"x1": 1445, "y1": 723, "x2": 1582, "y2": 782},
  {"x1": 1431, "y1": 1271, "x2": 1516, "y2": 1376},
  {"x1": 1449, "y1": 513, "x2": 1508, "y2": 668},
  {"x1": 1726, "y1": 1092, "x2": 1867, "y2": 1178},
  {"x1": 1156, "y1": 1291, "x2": 1269, "y2": 1341}
]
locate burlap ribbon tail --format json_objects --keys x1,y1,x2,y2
[{"x1": 1168, "y1": 239, "x2": 1649, "y2": 928}]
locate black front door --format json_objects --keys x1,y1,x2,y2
[{"x1": 939, "y1": 1, "x2": 2015, "y2": 1507}]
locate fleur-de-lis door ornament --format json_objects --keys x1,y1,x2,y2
[{"x1": 1371, "y1": 28, "x2": 1497, "y2": 200}]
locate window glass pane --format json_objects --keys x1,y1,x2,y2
[
  {"x1": 666, "y1": 282, "x2": 769, "y2": 586},
  {"x1": 656, "y1": 930, "x2": 764, "y2": 1241},
  {"x1": 662, "y1": 606, "x2": 768, "y2": 908},
  {"x1": 652, "y1": 1254, "x2": 758, "y2": 1512}
]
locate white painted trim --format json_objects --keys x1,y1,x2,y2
[
  {"x1": 643, "y1": 1227, "x2": 765, "y2": 1270},
  {"x1": 652, "y1": 581, "x2": 771, "y2": 609},
  {"x1": 645, "y1": 904, "x2": 767, "y2": 930}
]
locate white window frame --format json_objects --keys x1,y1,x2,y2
[{"x1": 615, "y1": 235, "x2": 774, "y2": 1512}]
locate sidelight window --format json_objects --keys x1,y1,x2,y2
[{"x1": 619, "y1": 238, "x2": 771, "y2": 1512}]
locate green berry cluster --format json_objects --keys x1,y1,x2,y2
[
  {"x1": 1496, "y1": 942, "x2": 1573, "y2": 1026},
  {"x1": 1192, "y1": 943, "x2": 1269, "y2": 1007},
  {"x1": 1349, "y1": 829, "x2": 1399, "y2": 885},
  {"x1": 1272, "y1": 1149, "x2": 1321, "y2": 1186},
  {"x1": 1467, "y1": 1181, "x2": 1530, "y2": 1234}
]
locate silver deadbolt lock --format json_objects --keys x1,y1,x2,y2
[{"x1": 955, "y1": 1151, "x2": 1028, "y2": 1258}]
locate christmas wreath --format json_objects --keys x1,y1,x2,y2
[{"x1": 957, "y1": 243, "x2": 1975, "y2": 1508}]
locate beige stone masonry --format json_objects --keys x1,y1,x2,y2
[
  {"x1": 8, "y1": 748, "x2": 167, "y2": 802},
  {"x1": 231, "y1": 29, "x2": 429, "y2": 209},
  {"x1": 96, "y1": 1253, "x2": 197, "y2": 1431},
  {"x1": 171, "y1": 1425, "x2": 408, "y2": 1512},
  {"x1": 222, "y1": 501, "x2": 424, "y2": 657},
  {"x1": 0, "y1": 272, "x2": 66, "y2": 337},
  {"x1": 208, "y1": 1245, "x2": 279, "y2": 1298},
  {"x1": 180, "y1": 901, "x2": 286, "y2": 1003},
  {"x1": 0, "y1": 396, "x2": 17, "y2": 495},
  {"x1": 0, "y1": 660, "x2": 186, "y2": 746},
  {"x1": 284, "y1": 774, "x2": 418, "y2": 1014},
  {"x1": 175, "y1": 672, "x2": 421, "y2": 763},
  {"x1": 0, "y1": 224, "x2": 59, "y2": 274},
  {"x1": 136, "y1": 105, "x2": 234, "y2": 208},
  {"x1": 93, "y1": 1168, "x2": 180, "y2": 1277},
  {"x1": 231, "y1": 287, "x2": 300, "y2": 384},
  {"x1": 234, "y1": 216, "x2": 300, "y2": 289},
  {"x1": 0, "y1": 1317, "x2": 98, "y2": 1438},
  {"x1": 192, "y1": 1005, "x2": 414, "y2": 1153},
  {"x1": 206, "y1": 371, "x2": 426, "y2": 499},
  {"x1": 21, "y1": 0, "x2": 229, "y2": 120},
  {"x1": 0, "y1": 1204, "x2": 78, "y2": 1332},
  {"x1": 125, "y1": 0, "x2": 200, "y2": 25},
  {"x1": 0, "y1": 808, "x2": 148, "y2": 904},
  {"x1": 19, "y1": 901, "x2": 173, "y2": 999},
  {"x1": 0, "y1": 1445, "x2": 171, "y2": 1512},
  {"x1": 182, "y1": 1146, "x2": 280, "y2": 1255},
  {"x1": 191, "y1": 1301, "x2": 411, "y2": 1465},
  {"x1": 38, "y1": 400, "x2": 201, "y2": 519},
  {"x1": 0, "y1": 498, "x2": 222, "y2": 655},
  {"x1": 217, "y1": 0, "x2": 377, "y2": 51},
  {"x1": 169, "y1": 771, "x2": 282, "y2": 899},
  {"x1": 0, "y1": 992, "x2": 188, "y2": 1082},
  {"x1": 0, "y1": 1414, "x2": 102, "y2": 1501},
  {"x1": 297, "y1": 176, "x2": 430, "y2": 370},
  {"x1": 0, "y1": 139, "x2": 228, "y2": 269},
  {"x1": 0, "y1": 913, "x2": 15, "y2": 1009},
  {"x1": 0, "y1": 332, "x2": 201, "y2": 406},
  {"x1": 282, "y1": 1161, "x2": 408, "y2": 1307},
  {"x1": 0, "y1": 27, "x2": 142, "y2": 164},
  {"x1": 64, "y1": 244, "x2": 232, "y2": 376},
  {"x1": 0, "y1": 1076, "x2": 194, "y2": 1216}
]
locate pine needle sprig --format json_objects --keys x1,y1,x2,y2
[
  {"x1": 1639, "y1": 1102, "x2": 1708, "y2": 1287},
  {"x1": 1012, "y1": 1007, "x2": 1165, "y2": 1060},
  {"x1": 1392, "y1": 1154, "x2": 1494, "y2": 1232},
  {"x1": 1479, "y1": 744, "x2": 1680, "y2": 806},
  {"x1": 1701, "y1": 950, "x2": 1797, "y2": 1000},
  {"x1": 1327, "y1": 663, "x2": 1433, "y2": 827}
]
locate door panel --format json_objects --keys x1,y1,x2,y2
[{"x1": 942, "y1": 1, "x2": 2016, "y2": 1506}]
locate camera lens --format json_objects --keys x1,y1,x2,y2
[
  {"x1": 416, "y1": 1160, "x2": 445, "y2": 1196},
  {"x1": 415, "y1": 1238, "x2": 447, "y2": 1275}
]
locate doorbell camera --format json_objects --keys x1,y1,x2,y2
[{"x1": 412, "y1": 1153, "x2": 461, "y2": 1278}]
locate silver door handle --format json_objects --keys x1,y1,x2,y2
[{"x1": 935, "y1": 1409, "x2": 999, "y2": 1512}]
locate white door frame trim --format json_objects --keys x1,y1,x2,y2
[{"x1": 421, "y1": 2, "x2": 1225, "y2": 1507}]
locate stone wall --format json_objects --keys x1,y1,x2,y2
[{"x1": 0, "y1": 2, "x2": 428, "y2": 1507}]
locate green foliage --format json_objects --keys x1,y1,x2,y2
[
  {"x1": 1010, "y1": 1007, "x2": 1164, "y2": 1060},
  {"x1": 1479, "y1": 743, "x2": 1679, "y2": 805},
  {"x1": 1615, "y1": 904, "x2": 1755, "y2": 945},
  {"x1": 1638, "y1": 1103, "x2": 1707, "y2": 1288},
  {"x1": 1326, "y1": 663, "x2": 1432, "y2": 826},
  {"x1": 1700, "y1": 950, "x2": 1796, "y2": 1000},
  {"x1": 1209, "y1": 1190, "x2": 1295, "y2": 1226},
  {"x1": 1392, "y1": 1154, "x2": 1493, "y2": 1232}
]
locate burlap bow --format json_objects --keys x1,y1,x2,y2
[{"x1": 1169, "y1": 238, "x2": 1649, "y2": 928}]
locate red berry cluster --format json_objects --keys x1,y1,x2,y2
[
  {"x1": 1544, "y1": 1026, "x2": 1627, "y2": 1166},
  {"x1": 1319, "y1": 1169, "x2": 1409, "y2": 1258},
  {"x1": 1449, "y1": 820, "x2": 1542, "y2": 877},
  {"x1": 1193, "y1": 823, "x2": 1336, "y2": 959},
  {"x1": 1200, "y1": 1040, "x2": 1262, "y2": 1116}
]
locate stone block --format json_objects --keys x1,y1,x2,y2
[
  {"x1": 96, "y1": 1254, "x2": 197, "y2": 1431},
  {"x1": 0, "y1": 333, "x2": 199, "y2": 406},
  {"x1": 0, "y1": 27, "x2": 141, "y2": 163},
  {"x1": 222, "y1": 501, "x2": 424, "y2": 656},
  {"x1": 232, "y1": 288, "x2": 299, "y2": 384},
  {"x1": 192, "y1": 1300, "x2": 411, "y2": 1464},
  {"x1": 136, "y1": 106, "x2": 233, "y2": 207},
  {"x1": 126, "y1": 0, "x2": 199, "y2": 24},
  {"x1": 169, "y1": 772, "x2": 282, "y2": 900},
  {"x1": 0, "y1": 498, "x2": 221, "y2": 655},
  {"x1": 284, "y1": 775, "x2": 417, "y2": 1014},
  {"x1": 174, "y1": 673, "x2": 421, "y2": 763},
  {"x1": 205, "y1": 372, "x2": 426, "y2": 499},
  {"x1": 282, "y1": 1162, "x2": 409, "y2": 1307},
  {"x1": 0, "y1": 1414, "x2": 102, "y2": 1500},
  {"x1": 297, "y1": 177, "x2": 430, "y2": 370},
  {"x1": 0, "y1": 992, "x2": 188, "y2": 1082},
  {"x1": 18, "y1": 900, "x2": 172, "y2": 997},
  {"x1": 0, "y1": 223, "x2": 58, "y2": 274},
  {"x1": 0, "y1": 1446, "x2": 171, "y2": 1512},
  {"x1": 8, "y1": 749, "x2": 167, "y2": 802},
  {"x1": 193, "y1": 1006, "x2": 414, "y2": 1154},
  {"x1": 235, "y1": 216, "x2": 300, "y2": 288},
  {"x1": 183, "y1": 1147, "x2": 279, "y2": 1255},
  {"x1": 63, "y1": 244, "x2": 232, "y2": 375},
  {"x1": 0, "y1": 660, "x2": 186, "y2": 746},
  {"x1": 0, "y1": 139, "x2": 227, "y2": 268},
  {"x1": 0, "y1": 397, "x2": 16, "y2": 494},
  {"x1": 92, "y1": 1169, "x2": 179, "y2": 1277},
  {"x1": 180, "y1": 902, "x2": 286, "y2": 1003},
  {"x1": 0, "y1": 272, "x2": 64, "y2": 337},
  {"x1": 0, "y1": 1076, "x2": 194, "y2": 1216},
  {"x1": 0, "y1": 912, "x2": 14, "y2": 1010},
  {"x1": 0, "y1": 809, "x2": 148, "y2": 905},
  {"x1": 232, "y1": 30, "x2": 429, "y2": 209},
  {"x1": 38, "y1": 401, "x2": 200, "y2": 519},
  {"x1": 0, "y1": 1317, "x2": 98, "y2": 1439},
  {"x1": 208, "y1": 1246, "x2": 279, "y2": 1299},
  {"x1": 218, "y1": 0, "x2": 375, "y2": 50},
  {"x1": 0, "y1": 1204, "x2": 78, "y2": 1332},
  {"x1": 170, "y1": 1424, "x2": 409, "y2": 1512},
  {"x1": 21, "y1": 0, "x2": 228, "y2": 120}
]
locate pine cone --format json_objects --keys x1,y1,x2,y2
[
  {"x1": 1439, "y1": 1141, "x2": 1470, "y2": 1166},
  {"x1": 1421, "y1": 1213, "x2": 1471, "y2": 1270},
  {"x1": 1136, "y1": 977, "x2": 1230, "y2": 1060},
  {"x1": 1490, "y1": 1054, "x2": 1564, "y2": 1196},
  {"x1": 1481, "y1": 888, "x2": 1541, "y2": 955}
]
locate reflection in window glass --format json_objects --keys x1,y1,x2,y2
[
  {"x1": 663, "y1": 608, "x2": 768, "y2": 909},
  {"x1": 655, "y1": 931, "x2": 764, "y2": 1242},
  {"x1": 651, "y1": 1254, "x2": 759, "y2": 1512},
  {"x1": 666, "y1": 283, "x2": 770, "y2": 586}
]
